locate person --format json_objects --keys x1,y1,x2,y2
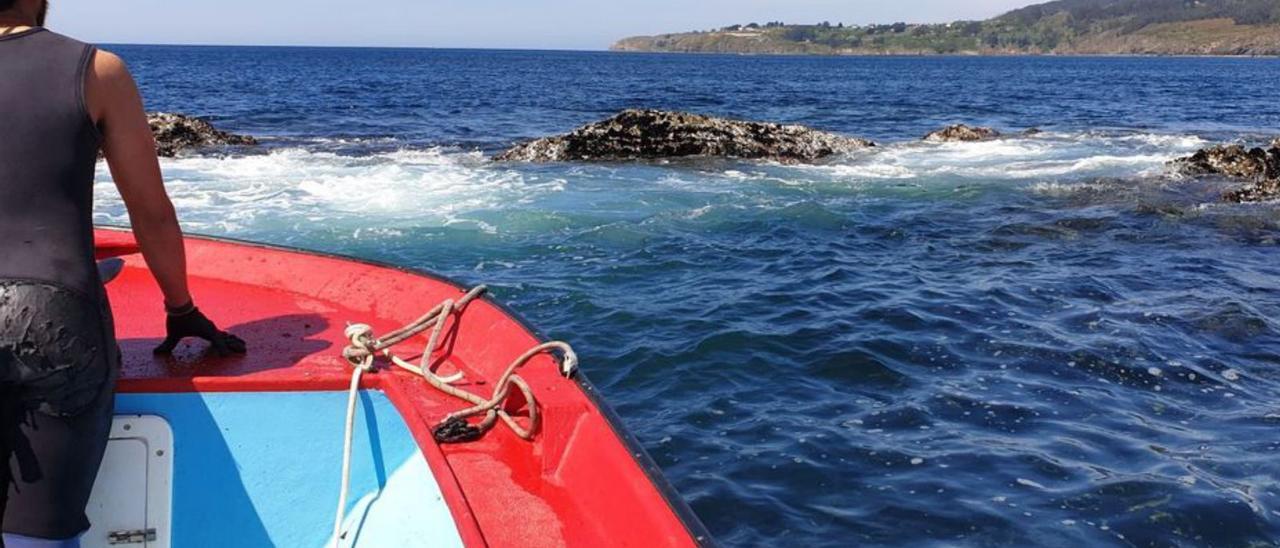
[{"x1": 0, "y1": 1, "x2": 247, "y2": 546}]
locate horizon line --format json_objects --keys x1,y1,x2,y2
[{"x1": 92, "y1": 40, "x2": 608, "y2": 52}]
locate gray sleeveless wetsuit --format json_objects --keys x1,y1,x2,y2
[{"x1": 0, "y1": 27, "x2": 118, "y2": 542}]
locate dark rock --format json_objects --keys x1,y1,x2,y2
[
  {"x1": 1176, "y1": 142, "x2": 1280, "y2": 203},
  {"x1": 147, "y1": 112, "x2": 257, "y2": 157},
  {"x1": 1175, "y1": 144, "x2": 1280, "y2": 181},
  {"x1": 923, "y1": 124, "x2": 1000, "y2": 142},
  {"x1": 1023, "y1": 128, "x2": 1044, "y2": 136},
  {"x1": 494, "y1": 109, "x2": 874, "y2": 163},
  {"x1": 1224, "y1": 180, "x2": 1280, "y2": 203}
]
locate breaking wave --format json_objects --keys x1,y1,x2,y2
[
  {"x1": 812, "y1": 131, "x2": 1208, "y2": 182},
  {"x1": 90, "y1": 131, "x2": 1234, "y2": 248},
  {"x1": 94, "y1": 147, "x2": 566, "y2": 235}
]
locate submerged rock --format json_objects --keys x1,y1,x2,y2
[
  {"x1": 494, "y1": 109, "x2": 873, "y2": 163},
  {"x1": 1223, "y1": 180, "x2": 1280, "y2": 203},
  {"x1": 1175, "y1": 142, "x2": 1280, "y2": 203},
  {"x1": 923, "y1": 124, "x2": 1000, "y2": 142},
  {"x1": 147, "y1": 112, "x2": 257, "y2": 157}
]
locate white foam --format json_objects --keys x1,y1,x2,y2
[
  {"x1": 93, "y1": 147, "x2": 563, "y2": 234},
  {"x1": 815, "y1": 131, "x2": 1207, "y2": 183},
  {"x1": 91, "y1": 131, "x2": 1215, "y2": 237}
]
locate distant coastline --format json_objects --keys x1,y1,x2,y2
[
  {"x1": 612, "y1": 0, "x2": 1280, "y2": 57},
  {"x1": 607, "y1": 49, "x2": 1280, "y2": 60},
  {"x1": 608, "y1": 48, "x2": 1280, "y2": 59}
]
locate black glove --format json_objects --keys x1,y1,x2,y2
[{"x1": 153, "y1": 303, "x2": 247, "y2": 356}]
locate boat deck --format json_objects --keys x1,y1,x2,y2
[
  {"x1": 103, "y1": 390, "x2": 462, "y2": 547},
  {"x1": 94, "y1": 228, "x2": 704, "y2": 547}
]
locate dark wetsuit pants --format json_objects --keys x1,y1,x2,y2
[{"x1": 0, "y1": 281, "x2": 117, "y2": 542}]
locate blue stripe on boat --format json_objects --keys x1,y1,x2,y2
[{"x1": 115, "y1": 391, "x2": 464, "y2": 548}]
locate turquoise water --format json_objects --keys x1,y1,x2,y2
[{"x1": 98, "y1": 47, "x2": 1280, "y2": 546}]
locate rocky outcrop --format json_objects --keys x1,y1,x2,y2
[
  {"x1": 147, "y1": 112, "x2": 257, "y2": 157},
  {"x1": 1176, "y1": 144, "x2": 1279, "y2": 180},
  {"x1": 494, "y1": 109, "x2": 873, "y2": 163},
  {"x1": 1175, "y1": 142, "x2": 1280, "y2": 203},
  {"x1": 923, "y1": 124, "x2": 1000, "y2": 142}
]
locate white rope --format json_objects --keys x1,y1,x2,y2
[
  {"x1": 331, "y1": 286, "x2": 577, "y2": 542},
  {"x1": 333, "y1": 363, "x2": 367, "y2": 542}
]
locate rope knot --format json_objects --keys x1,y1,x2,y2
[
  {"x1": 342, "y1": 323, "x2": 377, "y2": 372},
  {"x1": 334, "y1": 285, "x2": 580, "y2": 540},
  {"x1": 339, "y1": 288, "x2": 577, "y2": 446}
]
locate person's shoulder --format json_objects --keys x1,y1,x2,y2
[
  {"x1": 84, "y1": 47, "x2": 136, "y2": 108},
  {"x1": 92, "y1": 49, "x2": 129, "y2": 77},
  {"x1": 37, "y1": 30, "x2": 127, "y2": 79},
  {"x1": 83, "y1": 47, "x2": 136, "y2": 96},
  {"x1": 36, "y1": 30, "x2": 124, "y2": 70},
  {"x1": 38, "y1": 28, "x2": 91, "y2": 50}
]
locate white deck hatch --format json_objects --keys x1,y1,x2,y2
[{"x1": 83, "y1": 415, "x2": 173, "y2": 548}]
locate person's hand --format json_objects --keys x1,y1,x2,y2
[{"x1": 153, "y1": 303, "x2": 247, "y2": 356}]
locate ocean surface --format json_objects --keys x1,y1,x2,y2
[{"x1": 97, "y1": 47, "x2": 1280, "y2": 547}]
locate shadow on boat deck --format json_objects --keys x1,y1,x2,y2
[{"x1": 117, "y1": 314, "x2": 332, "y2": 388}]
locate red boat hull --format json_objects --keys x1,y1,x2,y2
[{"x1": 94, "y1": 227, "x2": 707, "y2": 547}]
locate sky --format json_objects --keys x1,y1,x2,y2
[{"x1": 52, "y1": 0, "x2": 1041, "y2": 50}]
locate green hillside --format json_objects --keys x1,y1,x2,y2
[{"x1": 611, "y1": 0, "x2": 1280, "y2": 55}]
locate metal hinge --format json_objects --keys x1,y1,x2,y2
[{"x1": 108, "y1": 529, "x2": 157, "y2": 545}]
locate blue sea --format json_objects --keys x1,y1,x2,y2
[{"x1": 96, "y1": 47, "x2": 1280, "y2": 547}]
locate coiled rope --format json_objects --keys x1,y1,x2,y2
[{"x1": 332, "y1": 285, "x2": 578, "y2": 541}]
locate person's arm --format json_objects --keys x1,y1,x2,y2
[
  {"x1": 88, "y1": 50, "x2": 189, "y2": 307},
  {"x1": 87, "y1": 49, "x2": 246, "y2": 356}
]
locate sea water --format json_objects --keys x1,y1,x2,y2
[{"x1": 97, "y1": 47, "x2": 1280, "y2": 546}]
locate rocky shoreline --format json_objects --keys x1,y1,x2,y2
[{"x1": 150, "y1": 109, "x2": 1280, "y2": 204}]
